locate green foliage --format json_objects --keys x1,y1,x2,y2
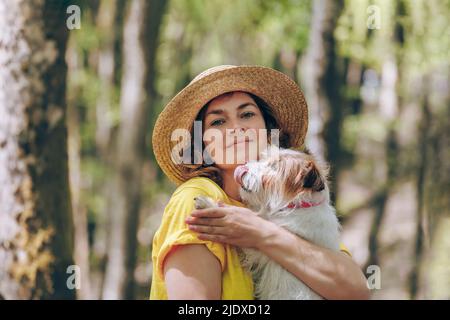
[{"x1": 65, "y1": 0, "x2": 449, "y2": 299}]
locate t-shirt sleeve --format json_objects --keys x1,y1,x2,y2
[
  {"x1": 339, "y1": 243, "x2": 352, "y2": 257},
  {"x1": 155, "y1": 187, "x2": 227, "y2": 280}
]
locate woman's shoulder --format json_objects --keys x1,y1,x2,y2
[
  {"x1": 164, "y1": 177, "x2": 244, "y2": 217},
  {"x1": 156, "y1": 178, "x2": 223, "y2": 237}
]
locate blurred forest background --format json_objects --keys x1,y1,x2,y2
[{"x1": 0, "y1": 0, "x2": 448, "y2": 299}]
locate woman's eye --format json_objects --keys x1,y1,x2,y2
[
  {"x1": 241, "y1": 112, "x2": 255, "y2": 119},
  {"x1": 210, "y1": 118, "x2": 225, "y2": 126}
]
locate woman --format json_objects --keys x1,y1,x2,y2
[{"x1": 150, "y1": 65, "x2": 370, "y2": 300}]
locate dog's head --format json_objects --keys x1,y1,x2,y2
[{"x1": 234, "y1": 145, "x2": 329, "y2": 212}]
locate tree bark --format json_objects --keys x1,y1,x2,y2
[
  {"x1": 411, "y1": 72, "x2": 450, "y2": 299},
  {"x1": 409, "y1": 85, "x2": 430, "y2": 299},
  {"x1": 95, "y1": 0, "x2": 119, "y2": 157},
  {"x1": 66, "y1": 42, "x2": 92, "y2": 299},
  {"x1": 101, "y1": 0, "x2": 167, "y2": 300},
  {"x1": 300, "y1": 0, "x2": 344, "y2": 203},
  {"x1": 92, "y1": 2, "x2": 122, "y2": 299},
  {"x1": 366, "y1": 56, "x2": 399, "y2": 270},
  {"x1": 0, "y1": 0, "x2": 75, "y2": 299}
]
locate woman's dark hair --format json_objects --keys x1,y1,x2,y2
[{"x1": 178, "y1": 91, "x2": 291, "y2": 188}]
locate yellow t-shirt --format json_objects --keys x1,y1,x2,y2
[{"x1": 149, "y1": 177, "x2": 351, "y2": 300}]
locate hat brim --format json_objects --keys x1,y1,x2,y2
[{"x1": 152, "y1": 65, "x2": 308, "y2": 185}]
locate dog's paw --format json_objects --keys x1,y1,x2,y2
[{"x1": 193, "y1": 195, "x2": 218, "y2": 209}]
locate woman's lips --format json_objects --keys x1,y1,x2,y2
[{"x1": 234, "y1": 165, "x2": 248, "y2": 186}]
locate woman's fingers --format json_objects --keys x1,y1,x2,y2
[
  {"x1": 190, "y1": 207, "x2": 227, "y2": 218},
  {"x1": 188, "y1": 224, "x2": 228, "y2": 235},
  {"x1": 185, "y1": 216, "x2": 225, "y2": 226}
]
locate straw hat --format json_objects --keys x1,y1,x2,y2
[{"x1": 152, "y1": 65, "x2": 308, "y2": 185}]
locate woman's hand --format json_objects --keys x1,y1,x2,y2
[
  {"x1": 185, "y1": 202, "x2": 274, "y2": 248},
  {"x1": 186, "y1": 201, "x2": 370, "y2": 299}
]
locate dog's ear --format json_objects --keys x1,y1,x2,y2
[
  {"x1": 302, "y1": 161, "x2": 325, "y2": 192},
  {"x1": 288, "y1": 160, "x2": 324, "y2": 194}
]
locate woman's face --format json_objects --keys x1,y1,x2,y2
[{"x1": 202, "y1": 91, "x2": 267, "y2": 172}]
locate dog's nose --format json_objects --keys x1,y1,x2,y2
[{"x1": 234, "y1": 165, "x2": 248, "y2": 186}]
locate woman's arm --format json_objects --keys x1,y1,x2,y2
[
  {"x1": 186, "y1": 204, "x2": 370, "y2": 300},
  {"x1": 257, "y1": 221, "x2": 370, "y2": 300},
  {"x1": 163, "y1": 244, "x2": 222, "y2": 299}
]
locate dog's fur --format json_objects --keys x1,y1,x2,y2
[{"x1": 194, "y1": 145, "x2": 341, "y2": 300}]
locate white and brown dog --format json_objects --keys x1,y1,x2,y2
[{"x1": 194, "y1": 146, "x2": 341, "y2": 300}]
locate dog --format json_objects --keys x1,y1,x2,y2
[{"x1": 194, "y1": 145, "x2": 341, "y2": 300}]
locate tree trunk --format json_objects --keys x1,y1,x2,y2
[
  {"x1": 412, "y1": 70, "x2": 449, "y2": 298},
  {"x1": 92, "y1": 1, "x2": 124, "y2": 299},
  {"x1": 0, "y1": 0, "x2": 75, "y2": 299},
  {"x1": 102, "y1": 0, "x2": 167, "y2": 300},
  {"x1": 409, "y1": 86, "x2": 430, "y2": 299},
  {"x1": 300, "y1": 0, "x2": 344, "y2": 203},
  {"x1": 96, "y1": 0, "x2": 119, "y2": 157},
  {"x1": 66, "y1": 42, "x2": 92, "y2": 300},
  {"x1": 366, "y1": 56, "x2": 399, "y2": 270}
]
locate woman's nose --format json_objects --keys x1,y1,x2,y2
[{"x1": 229, "y1": 126, "x2": 246, "y2": 135}]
